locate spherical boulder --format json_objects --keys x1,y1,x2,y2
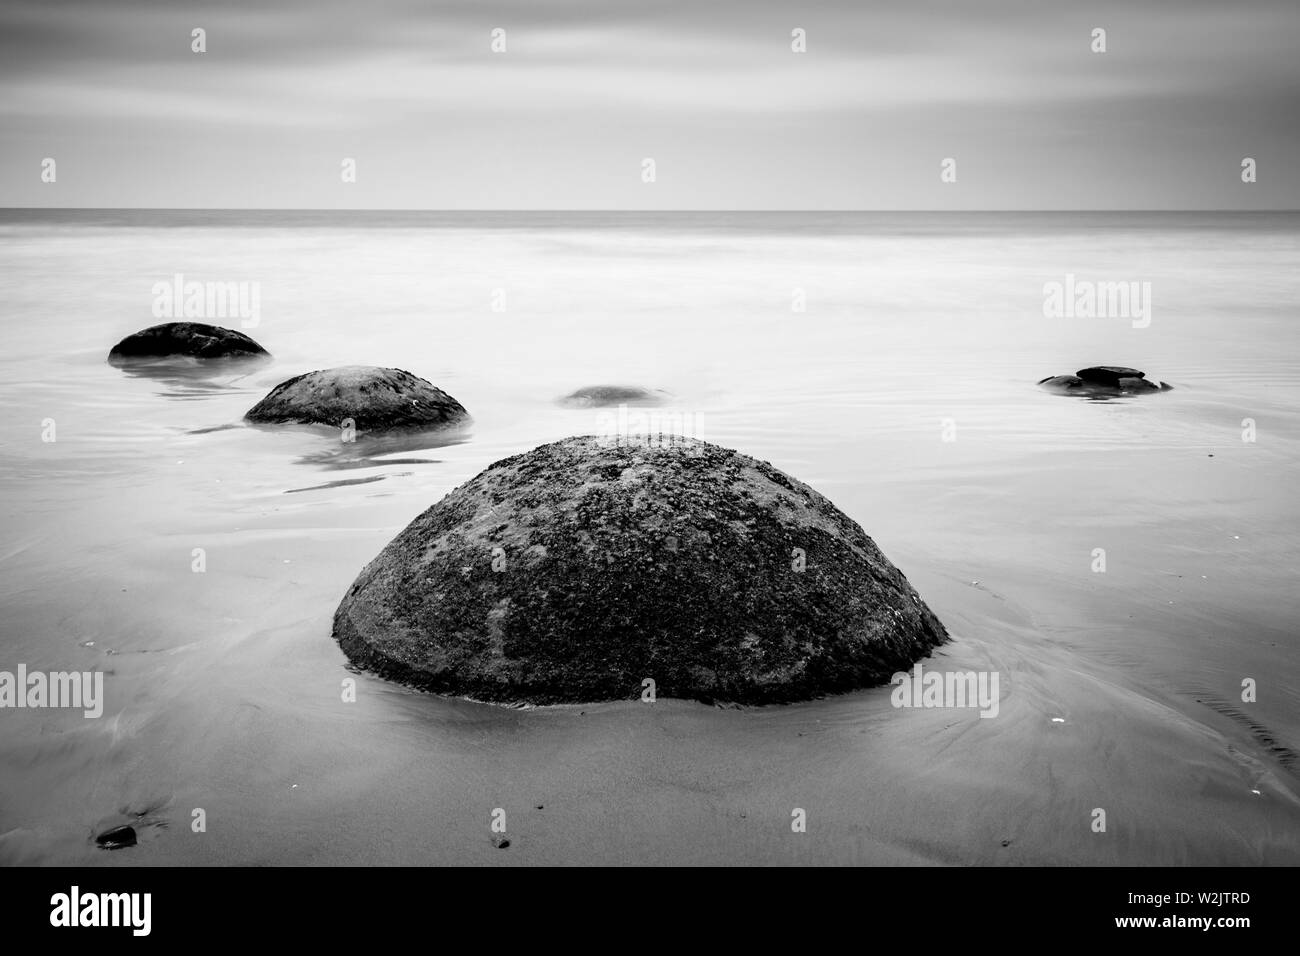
[
  {"x1": 558, "y1": 385, "x2": 666, "y2": 408},
  {"x1": 333, "y1": 435, "x2": 949, "y2": 705},
  {"x1": 245, "y1": 366, "x2": 468, "y2": 432},
  {"x1": 108, "y1": 322, "x2": 268, "y2": 363}
]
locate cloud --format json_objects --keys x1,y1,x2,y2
[{"x1": 1, "y1": 0, "x2": 1297, "y2": 207}]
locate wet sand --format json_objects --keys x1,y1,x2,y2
[{"x1": 3, "y1": 549, "x2": 1297, "y2": 867}]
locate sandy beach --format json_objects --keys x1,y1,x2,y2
[{"x1": 1, "y1": 211, "x2": 1298, "y2": 866}]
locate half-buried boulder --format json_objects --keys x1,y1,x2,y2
[
  {"x1": 108, "y1": 322, "x2": 269, "y2": 364},
  {"x1": 1038, "y1": 366, "x2": 1172, "y2": 397},
  {"x1": 333, "y1": 435, "x2": 948, "y2": 705},
  {"x1": 245, "y1": 366, "x2": 468, "y2": 433},
  {"x1": 558, "y1": 385, "x2": 667, "y2": 408}
]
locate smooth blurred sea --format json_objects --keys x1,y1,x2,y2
[{"x1": 1, "y1": 210, "x2": 1298, "y2": 864}]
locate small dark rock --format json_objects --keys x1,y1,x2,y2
[
  {"x1": 1039, "y1": 366, "x2": 1172, "y2": 397},
  {"x1": 1076, "y1": 366, "x2": 1145, "y2": 386},
  {"x1": 96, "y1": 825, "x2": 137, "y2": 850},
  {"x1": 108, "y1": 322, "x2": 268, "y2": 364}
]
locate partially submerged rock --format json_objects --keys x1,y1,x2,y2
[
  {"x1": 559, "y1": 385, "x2": 666, "y2": 408},
  {"x1": 1039, "y1": 366, "x2": 1172, "y2": 397},
  {"x1": 108, "y1": 322, "x2": 268, "y2": 363},
  {"x1": 245, "y1": 366, "x2": 468, "y2": 433},
  {"x1": 333, "y1": 435, "x2": 948, "y2": 705},
  {"x1": 1077, "y1": 366, "x2": 1147, "y2": 386}
]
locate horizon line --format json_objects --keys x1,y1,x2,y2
[{"x1": 2, "y1": 207, "x2": 1297, "y2": 214}]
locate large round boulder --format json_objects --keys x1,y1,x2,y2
[
  {"x1": 333, "y1": 435, "x2": 948, "y2": 704},
  {"x1": 108, "y1": 322, "x2": 268, "y2": 363},
  {"x1": 245, "y1": 366, "x2": 468, "y2": 432}
]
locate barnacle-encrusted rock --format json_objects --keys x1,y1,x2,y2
[{"x1": 245, "y1": 366, "x2": 468, "y2": 432}]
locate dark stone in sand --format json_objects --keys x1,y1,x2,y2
[
  {"x1": 245, "y1": 366, "x2": 468, "y2": 432},
  {"x1": 1077, "y1": 366, "x2": 1145, "y2": 386},
  {"x1": 1038, "y1": 366, "x2": 1171, "y2": 396},
  {"x1": 95, "y1": 825, "x2": 137, "y2": 850},
  {"x1": 108, "y1": 322, "x2": 268, "y2": 363},
  {"x1": 333, "y1": 435, "x2": 948, "y2": 705},
  {"x1": 559, "y1": 385, "x2": 666, "y2": 408}
]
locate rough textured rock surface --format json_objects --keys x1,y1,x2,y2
[
  {"x1": 559, "y1": 385, "x2": 666, "y2": 407},
  {"x1": 245, "y1": 366, "x2": 468, "y2": 432},
  {"x1": 108, "y1": 322, "x2": 268, "y2": 363},
  {"x1": 333, "y1": 435, "x2": 948, "y2": 705},
  {"x1": 1039, "y1": 366, "x2": 1172, "y2": 396}
]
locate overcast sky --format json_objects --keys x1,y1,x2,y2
[{"x1": 2, "y1": 0, "x2": 1297, "y2": 209}]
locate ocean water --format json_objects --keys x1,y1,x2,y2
[{"x1": 0, "y1": 210, "x2": 1298, "y2": 865}]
